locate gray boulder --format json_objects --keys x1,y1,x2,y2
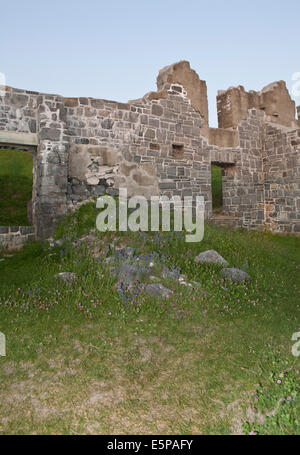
[
  {"x1": 144, "y1": 283, "x2": 173, "y2": 298},
  {"x1": 195, "y1": 249, "x2": 229, "y2": 266},
  {"x1": 117, "y1": 263, "x2": 149, "y2": 286},
  {"x1": 115, "y1": 247, "x2": 136, "y2": 259},
  {"x1": 220, "y1": 267, "x2": 251, "y2": 282}
]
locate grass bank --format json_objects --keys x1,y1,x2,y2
[{"x1": 0, "y1": 203, "x2": 299, "y2": 434}]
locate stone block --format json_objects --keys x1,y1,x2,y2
[
  {"x1": 39, "y1": 128, "x2": 61, "y2": 141},
  {"x1": 151, "y1": 104, "x2": 163, "y2": 116},
  {"x1": 144, "y1": 128, "x2": 156, "y2": 139}
]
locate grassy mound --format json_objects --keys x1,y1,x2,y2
[
  {"x1": 0, "y1": 149, "x2": 33, "y2": 225},
  {"x1": 0, "y1": 203, "x2": 299, "y2": 434}
]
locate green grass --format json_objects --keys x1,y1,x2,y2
[
  {"x1": 211, "y1": 164, "x2": 223, "y2": 209},
  {"x1": 0, "y1": 148, "x2": 33, "y2": 225},
  {"x1": 0, "y1": 202, "x2": 299, "y2": 434}
]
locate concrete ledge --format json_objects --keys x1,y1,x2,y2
[{"x1": 0, "y1": 131, "x2": 38, "y2": 147}]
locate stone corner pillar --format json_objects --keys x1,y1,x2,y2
[{"x1": 33, "y1": 96, "x2": 69, "y2": 238}]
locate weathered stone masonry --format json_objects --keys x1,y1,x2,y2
[
  {"x1": 0, "y1": 226, "x2": 35, "y2": 250},
  {"x1": 0, "y1": 60, "x2": 299, "y2": 238}
]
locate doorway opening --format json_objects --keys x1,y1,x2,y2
[
  {"x1": 0, "y1": 147, "x2": 33, "y2": 226},
  {"x1": 211, "y1": 164, "x2": 223, "y2": 213}
]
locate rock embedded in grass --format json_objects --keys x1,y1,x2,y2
[
  {"x1": 194, "y1": 250, "x2": 229, "y2": 266},
  {"x1": 114, "y1": 246, "x2": 136, "y2": 259},
  {"x1": 116, "y1": 263, "x2": 150, "y2": 286},
  {"x1": 220, "y1": 267, "x2": 251, "y2": 282},
  {"x1": 144, "y1": 283, "x2": 173, "y2": 298},
  {"x1": 54, "y1": 272, "x2": 77, "y2": 283}
]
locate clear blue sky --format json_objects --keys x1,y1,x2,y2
[{"x1": 1, "y1": 0, "x2": 299, "y2": 126}]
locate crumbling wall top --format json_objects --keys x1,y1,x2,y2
[
  {"x1": 157, "y1": 61, "x2": 209, "y2": 136},
  {"x1": 217, "y1": 80, "x2": 297, "y2": 129}
]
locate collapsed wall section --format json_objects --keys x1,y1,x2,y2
[
  {"x1": 157, "y1": 61, "x2": 209, "y2": 137},
  {"x1": 217, "y1": 81, "x2": 297, "y2": 130}
]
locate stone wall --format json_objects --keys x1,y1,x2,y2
[
  {"x1": 157, "y1": 61, "x2": 209, "y2": 137},
  {"x1": 263, "y1": 124, "x2": 300, "y2": 233},
  {"x1": 208, "y1": 127, "x2": 238, "y2": 148},
  {"x1": 217, "y1": 81, "x2": 298, "y2": 129},
  {"x1": 0, "y1": 86, "x2": 69, "y2": 237},
  {"x1": 0, "y1": 226, "x2": 35, "y2": 251},
  {"x1": 221, "y1": 110, "x2": 266, "y2": 229},
  {"x1": 65, "y1": 83, "x2": 212, "y2": 212},
  {"x1": 0, "y1": 86, "x2": 38, "y2": 134},
  {"x1": 214, "y1": 111, "x2": 300, "y2": 234},
  {"x1": 0, "y1": 61, "x2": 299, "y2": 236},
  {"x1": 35, "y1": 94, "x2": 69, "y2": 237}
]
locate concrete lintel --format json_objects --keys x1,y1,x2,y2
[
  {"x1": 0, "y1": 130, "x2": 38, "y2": 147},
  {"x1": 208, "y1": 127, "x2": 238, "y2": 148}
]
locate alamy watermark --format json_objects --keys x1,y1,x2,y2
[
  {"x1": 0, "y1": 332, "x2": 5, "y2": 357},
  {"x1": 96, "y1": 188, "x2": 205, "y2": 243},
  {"x1": 291, "y1": 72, "x2": 300, "y2": 98},
  {"x1": 291, "y1": 331, "x2": 300, "y2": 357},
  {"x1": 0, "y1": 72, "x2": 6, "y2": 98}
]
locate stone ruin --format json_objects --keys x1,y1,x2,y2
[{"x1": 0, "y1": 60, "x2": 299, "y2": 241}]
